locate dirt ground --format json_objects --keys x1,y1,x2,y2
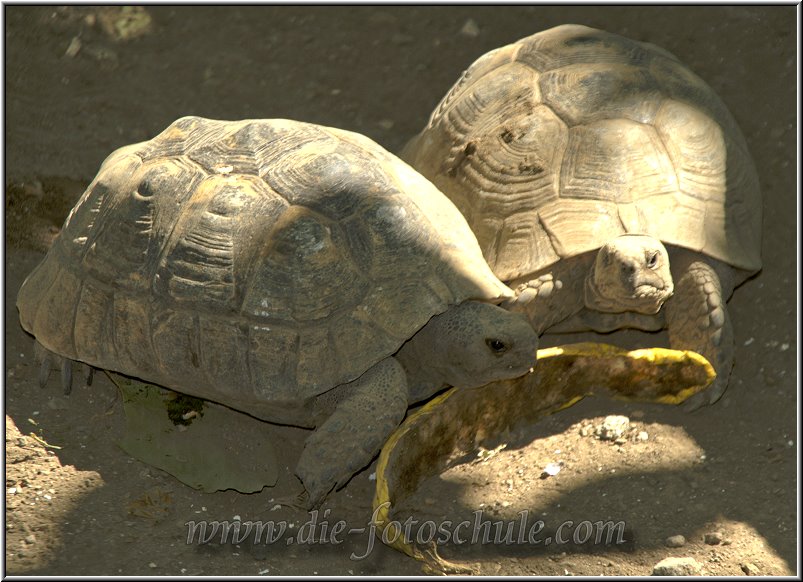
[{"x1": 3, "y1": 5, "x2": 798, "y2": 576}]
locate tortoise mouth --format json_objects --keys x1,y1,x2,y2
[
  {"x1": 634, "y1": 283, "x2": 663, "y2": 298},
  {"x1": 631, "y1": 283, "x2": 673, "y2": 313}
]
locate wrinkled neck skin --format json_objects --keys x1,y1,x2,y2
[{"x1": 394, "y1": 334, "x2": 450, "y2": 405}]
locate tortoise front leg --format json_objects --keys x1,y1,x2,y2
[
  {"x1": 504, "y1": 255, "x2": 593, "y2": 335},
  {"x1": 296, "y1": 357, "x2": 408, "y2": 509},
  {"x1": 664, "y1": 257, "x2": 734, "y2": 410}
]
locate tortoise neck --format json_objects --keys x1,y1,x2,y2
[{"x1": 394, "y1": 336, "x2": 449, "y2": 405}]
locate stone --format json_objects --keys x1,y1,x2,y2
[
  {"x1": 703, "y1": 531, "x2": 724, "y2": 545},
  {"x1": 460, "y1": 19, "x2": 480, "y2": 37},
  {"x1": 740, "y1": 562, "x2": 760, "y2": 576},
  {"x1": 652, "y1": 557, "x2": 702, "y2": 576},
  {"x1": 664, "y1": 534, "x2": 686, "y2": 548},
  {"x1": 597, "y1": 415, "x2": 630, "y2": 441}
]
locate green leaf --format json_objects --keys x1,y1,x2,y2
[{"x1": 112, "y1": 374, "x2": 279, "y2": 493}]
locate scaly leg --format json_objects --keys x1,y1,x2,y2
[
  {"x1": 664, "y1": 257, "x2": 734, "y2": 410},
  {"x1": 296, "y1": 357, "x2": 408, "y2": 509},
  {"x1": 504, "y1": 255, "x2": 593, "y2": 335}
]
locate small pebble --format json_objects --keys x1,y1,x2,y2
[
  {"x1": 703, "y1": 531, "x2": 724, "y2": 545},
  {"x1": 740, "y1": 562, "x2": 760, "y2": 575},
  {"x1": 460, "y1": 19, "x2": 480, "y2": 37},
  {"x1": 597, "y1": 415, "x2": 630, "y2": 441},
  {"x1": 543, "y1": 462, "x2": 562, "y2": 477},
  {"x1": 637, "y1": 431, "x2": 649, "y2": 441},
  {"x1": 665, "y1": 534, "x2": 686, "y2": 548},
  {"x1": 378, "y1": 119, "x2": 395, "y2": 130},
  {"x1": 743, "y1": 337, "x2": 755, "y2": 346},
  {"x1": 652, "y1": 557, "x2": 702, "y2": 576},
  {"x1": 148, "y1": 562, "x2": 157, "y2": 568}
]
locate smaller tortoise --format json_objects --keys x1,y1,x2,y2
[
  {"x1": 17, "y1": 116, "x2": 539, "y2": 507},
  {"x1": 402, "y1": 24, "x2": 762, "y2": 409}
]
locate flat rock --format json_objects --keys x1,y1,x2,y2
[
  {"x1": 664, "y1": 534, "x2": 686, "y2": 548},
  {"x1": 652, "y1": 557, "x2": 702, "y2": 576},
  {"x1": 740, "y1": 562, "x2": 760, "y2": 575}
]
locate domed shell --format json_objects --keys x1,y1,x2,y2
[
  {"x1": 403, "y1": 24, "x2": 761, "y2": 284},
  {"x1": 17, "y1": 117, "x2": 511, "y2": 409}
]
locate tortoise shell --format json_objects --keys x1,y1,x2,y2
[
  {"x1": 17, "y1": 117, "x2": 511, "y2": 412},
  {"x1": 403, "y1": 24, "x2": 761, "y2": 284}
]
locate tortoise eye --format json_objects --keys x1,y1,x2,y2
[
  {"x1": 647, "y1": 251, "x2": 659, "y2": 269},
  {"x1": 486, "y1": 338, "x2": 510, "y2": 354}
]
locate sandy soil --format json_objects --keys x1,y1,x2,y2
[{"x1": 3, "y1": 5, "x2": 798, "y2": 576}]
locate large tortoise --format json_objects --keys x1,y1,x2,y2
[
  {"x1": 16, "y1": 116, "x2": 539, "y2": 507},
  {"x1": 402, "y1": 24, "x2": 762, "y2": 408}
]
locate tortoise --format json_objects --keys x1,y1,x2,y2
[
  {"x1": 402, "y1": 24, "x2": 762, "y2": 409},
  {"x1": 16, "y1": 116, "x2": 539, "y2": 508}
]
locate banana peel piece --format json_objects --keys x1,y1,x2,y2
[{"x1": 372, "y1": 343, "x2": 715, "y2": 574}]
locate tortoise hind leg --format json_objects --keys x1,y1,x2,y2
[
  {"x1": 296, "y1": 357, "x2": 408, "y2": 509},
  {"x1": 664, "y1": 257, "x2": 734, "y2": 410},
  {"x1": 33, "y1": 340, "x2": 93, "y2": 395}
]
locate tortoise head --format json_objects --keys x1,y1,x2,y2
[
  {"x1": 585, "y1": 234, "x2": 674, "y2": 315},
  {"x1": 401, "y1": 301, "x2": 538, "y2": 396}
]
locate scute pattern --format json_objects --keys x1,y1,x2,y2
[
  {"x1": 403, "y1": 24, "x2": 762, "y2": 281},
  {"x1": 17, "y1": 117, "x2": 509, "y2": 410}
]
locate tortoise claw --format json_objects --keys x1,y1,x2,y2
[
  {"x1": 267, "y1": 489, "x2": 310, "y2": 512},
  {"x1": 682, "y1": 378, "x2": 726, "y2": 412},
  {"x1": 33, "y1": 340, "x2": 92, "y2": 395},
  {"x1": 37, "y1": 352, "x2": 53, "y2": 388},
  {"x1": 61, "y1": 358, "x2": 73, "y2": 395}
]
